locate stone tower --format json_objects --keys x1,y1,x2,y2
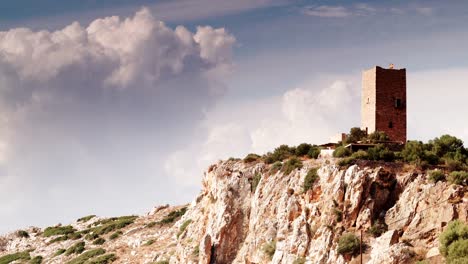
[{"x1": 361, "y1": 65, "x2": 407, "y2": 143}]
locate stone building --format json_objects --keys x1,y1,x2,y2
[{"x1": 361, "y1": 65, "x2": 407, "y2": 143}]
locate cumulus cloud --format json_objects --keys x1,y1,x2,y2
[{"x1": 0, "y1": 8, "x2": 235, "y2": 233}]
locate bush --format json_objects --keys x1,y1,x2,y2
[
  {"x1": 367, "y1": 131, "x2": 390, "y2": 142},
  {"x1": 159, "y1": 208, "x2": 187, "y2": 225},
  {"x1": 77, "y1": 215, "x2": 96, "y2": 223},
  {"x1": 17, "y1": 230, "x2": 29, "y2": 238},
  {"x1": 428, "y1": 170, "x2": 446, "y2": 183},
  {"x1": 345, "y1": 127, "x2": 367, "y2": 144},
  {"x1": 93, "y1": 238, "x2": 106, "y2": 245},
  {"x1": 269, "y1": 161, "x2": 282, "y2": 174},
  {"x1": 293, "y1": 257, "x2": 306, "y2": 264},
  {"x1": 439, "y1": 220, "x2": 468, "y2": 263},
  {"x1": 338, "y1": 157, "x2": 356, "y2": 167},
  {"x1": 368, "y1": 222, "x2": 388, "y2": 237},
  {"x1": 333, "y1": 146, "x2": 351, "y2": 158},
  {"x1": 85, "y1": 233, "x2": 99, "y2": 240},
  {"x1": 243, "y1": 153, "x2": 261, "y2": 163},
  {"x1": 351, "y1": 150, "x2": 369, "y2": 160},
  {"x1": 295, "y1": 143, "x2": 312, "y2": 156},
  {"x1": 307, "y1": 146, "x2": 321, "y2": 159},
  {"x1": 333, "y1": 208, "x2": 343, "y2": 222},
  {"x1": 109, "y1": 231, "x2": 122, "y2": 240},
  {"x1": 0, "y1": 251, "x2": 31, "y2": 264},
  {"x1": 30, "y1": 256, "x2": 43, "y2": 264},
  {"x1": 144, "y1": 239, "x2": 155, "y2": 246},
  {"x1": 448, "y1": 171, "x2": 468, "y2": 186},
  {"x1": 337, "y1": 233, "x2": 360, "y2": 256},
  {"x1": 263, "y1": 145, "x2": 296, "y2": 163},
  {"x1": 303, "y1": 168, "x2": 319, "y2": 192},
  {"x1": 367, "y1": 144, "x2": 395, "y2": 162},
  {"x1": 43, "y1": 225, "x2": 76, "y2": 237},
  {"x1": 91, "y1": 216, "x2": 138, "y2": 235},
  {"x1": 251, "y1": 173, "x2": 261, "y2": 192},
  {"x1": 65, "y1": 241, "x2": 85, "y2": 256},
  {"x1": 177, "y1": 219, "x2": 192, "y2": 238},
  {"x1": 154, "y1": 261, "x2": 169, "y2": 264},
  {"x1": 65, "y1": 248, "x2": 106, "y2": 264},
  {"x1": 54, "y1": 249, "x2": 66, "y2": 256},
  {"x1": 282, "y1": 157, "x2": 303, "y2": 175},
  {"x1": 86, "y1": 254, "x2": 116, "y2": 264},
  {"x1": 262, "y1": 240, "x2": 276, "y2": 260}
]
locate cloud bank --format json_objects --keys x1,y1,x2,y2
[{"x1": 0, "y1": 8, "x2": 235, "y2": 233}]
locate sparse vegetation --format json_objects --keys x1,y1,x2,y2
[
  {"x1": 292, "y1": 257, "x2": 306, "y2": 264},
  {"x1": 303, "y1": 168, "x2": 319, "y2": 192},
  {"x1": 368, "y1": 221, "x2": 388, "y2": 237},
  {"x1": 0, "y1": 250, "x2": 31, "y2": 264},
  {"x1": 428, "y1": 170, "x2": 446, "y2": 183},
  {"x1": 333, "y1": 208, "x2": 343, "y2": 222},
  {"x1": 77, "y1": 215, "x2": 96, "y2": 223},
  {"x1": 93, "y1": 237, "x2": 106, "y2": 245},
  {"x1": 85, "y1": 233, "x2": 99, "y2": 240},
  {"x1": 144, "y1": 239, "x2": 155, "y2": 246},
  {"x1": 43, "y1": 225, "x2": 76, "y2": 237},
  {"x1": 251, "y1": 173, "x2": 261, "y2": 192},
  {"x1": 263, "y1": 144, "x2": 296, "y2": 164},
  {"x1": 333, "y1": 146, "x2": 351, "y2": 158},
  {"x1": 90, "y1": 216, "x2": 138, "y2": 235},
  {"x1": 86, "y1": 254, "x2": 116, "y2": 264},
  {"x1": 16, "y1": 230, "x2": 29, "y2": 238},
  {"x1": 146, "y1": 221, "x2": 157, "y2": 228},
  {"x1": 243, "y1": 153, "x2": 261, "y2": 163},
  {"x1": 269, "y1": 161, "x2": 282, "y2": 174},
  {"x1": 439, "y1": 220, "x2": 468, "y2": 263},
  {"x1": 192, "y1": 245, "x2": 200, "y2": 256},
  {"x1": 54, "y1": 249, "x2": 66, "y2": 256},
  {"x1": 337, "y1": 233, "x2": 361, "y2": 256},
  {"x1": 65, "y1": 241, "x2": 85, "y2": 256},
  {"x1": 154, "y1": 261, "x2": 169, "y2": 264},
  {"x1": 281, "y1": 157, "x2": 303, "y2": 175},
  {"x1": 262, "y1": 240, "x2": 276, "y2": 260},
  {"x1": 448, "y1": 171, "x2": 468, "y2": 186},
  {"x1": 65, "y1": 248, "x2": 106, "y2": 264},
  {"x1": 177, "y1": 219, "x2": 192, "y2": 238},
  {"x1": 159, "y1": 208, "x2": 187, "y2": 225},
  {"x1": 109, "y1": 231, "x2": 122, "y2": 240},
  {"x1": 29, "y1": 256, "x2": 43, "y2": 264}
]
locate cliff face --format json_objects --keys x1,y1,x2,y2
[{"x1": 1, "y1": 158, "x2": 467, "y2": 264}]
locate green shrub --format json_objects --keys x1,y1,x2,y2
[
  {"x1": 86, "y1": 254, "x2": 116, "y2": 264},
  {"x1": 85, "y1": 233, "x2": 99, "y2": 240},
  {"x1": 93, "y1": 238, "x2": 106, "y2": 245},
  {"x1": 43, "y1": 225, "x2": 76, "y2": 237},
  {"x1": 262, "y1": 240, "x2": 276, "y2": 260},
  {"x1": 263, "y1": 145, "x2": 296, "y2": 163},
  {"x1": 448, "y1": 171, "x2": 468, "y2": 186},
  {"x1": 351, "y1": 150, "x2": 369, "y2": 160},
  {"x1": 446, "y1": 239, "x2": 468, "y2": 264},
  {"x1": 77, "y1": 215, "x2": 96, "y2": 223},
  {"x1": 91, "y1": 216, "x2": 138, "y2": 235},
  {"x1": 292, "y1": 257, "x2": 306, "y2": 264},
  {"x1": 344, "y1": 127, "x2": 367, "y2": 144},
  {"x1": 29, "y1": 256, "x2": 43, "y2": 264},
  {"x1": 367, "y1": 144, "x2": 395, "y2": 162},
  {"x1": 54, "y1": 248, "x2": 66, "y2": 256},
  {"x1": 65, "y1": 248, "x2": 106, "y2": 264},
  {"x1": 144, "y1": 239, "x2": 155, "y2": 246},
  {"x1": 251, "y1": 173, "x2": 261, "y2": 192},
  {"x1": 337, "y1": 233, "x2": 360, "y2": 256},
  {"x1": 295, "y1": 143, "x2": 312, "y2": 156},
  {"x1": 428, "y1": 170, "x2": 446, "y2": 183},
  {"x1": 146, "y1": 221, "x2": 157, "y2": 228},
  {"x1": 307, "y1": 146, "x2": 321, "y2": 159},
  {"x1": 65, "y1": 241, "x2": 85, "y2": 256},
  {"x1": 401, "y1": 141, "x2": 427, "y2": 164},
  {"x1": 154, "y1": 261, "x2": 169, "y2": 264},
  {"x1": 367, "y1": 222, "x2": 388, "y2": 237},
  {"x1": 0, "y1": 251, "x2": 31, "y2": 264},
  {"x1": 367, "y1": 131, "x2": 390, "y2": 142},
  {"x1": 333, "y1": 146, "x2": 351, "y2": 158},
  {"x1": 333, "y1": 208, "x2": 343, "y2": 222},
  {"x1": 109, "y1": 231, "x2": 122, "y2": 240},
  {"x1": 243, "y1": 153, "x2": 261, "y2": 163},
  {"x1": 303, "y1": 168, "x2": 319, "y2": 192},
  {"x1": 17, "y1": 230, "x2": 29, "y2": 238},
  {"x1": 159, "y1": 208, "x2": 187, "y2": 225},
  {"x1": 193, "y1": 245, "x2": 200, "y2": 256},
  {"x1": 177, "y1": 219, "x2": 192, "y2": 238},
  {"x1": 439, "y1": 220, "x2": 468, "y2": 261},
  {"x1": 49, "y1": 235, "x2": 69, "y2": 244},
  {"x1": 269, "y1": 161, "x2": 282, "y2": 174},
  {"x1": 338, "y1": 157, "x2": 356, "y2": 167},
  {"x1": 282, "y1": 157, "x2": 303, "y2": 175}
]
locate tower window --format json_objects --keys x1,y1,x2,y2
[
  {"x1": 395, "y1": 98, "x2": 402, "y2": 108},
  {"x1": 389, "y1": 121, "x2": 393, "y2": 128}
]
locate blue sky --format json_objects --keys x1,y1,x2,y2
[{"x1": 1, "y1": 0, "x2": 468, "y2": 233}]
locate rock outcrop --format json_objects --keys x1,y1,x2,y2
[{"x1": 1, "y1": 158, "x2": 466, "y2": 263}]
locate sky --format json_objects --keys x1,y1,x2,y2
[{"x1": 1, "y1": 0, "x2": 468, "y2": 233}]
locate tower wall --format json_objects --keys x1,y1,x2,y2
[{"x1": 361, "y1": 66, "x2": 407, "y2": 143}]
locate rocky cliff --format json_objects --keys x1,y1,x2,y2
[{"x1": 1, "y1": 157, "x2": 467, "y2": 264}]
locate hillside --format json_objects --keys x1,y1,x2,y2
[{"x1": 1, "y1": 154, "x2": 466, "y2": 263}]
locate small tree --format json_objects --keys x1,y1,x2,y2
[
  {"x1": 345, "y1": 127, "x2": 367, "y2": 144},
  {"x1": 439, "y1": 220, "x2": 468, "y2": 263},
  {"x1": 333, "y1": 146, "x2": 351, "y2": 158},
  {"x1": 295, "y1": 143, "x2": 312, "y2": 156}
]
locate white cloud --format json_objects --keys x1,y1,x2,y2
[
  {"x1": 0, "y1": 8, "x2": 235, "y2": 233},
  {"x1": 303, "y1": 6, "x2": 352, "y2": 18},
  {"x1": 414, "y1": 7, "x2": 434, "y2": 16}
]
